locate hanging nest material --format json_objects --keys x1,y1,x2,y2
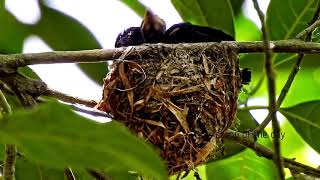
[{"x1": 96, "y1": 43, "x2": 242, "y2": 175}]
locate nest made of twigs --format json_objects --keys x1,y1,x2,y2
[{"x1": 96, "y1": 43, "x2": 242, "y2": 175}]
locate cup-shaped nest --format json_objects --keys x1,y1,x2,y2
[{"x1": 97, "y1": 43, "x2": 242, "y2": 175}]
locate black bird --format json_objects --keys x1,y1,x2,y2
[
  {"x1": 115, "y1": 10, "x2": 233, "y2": 47},
  {"x1": 115, "y1": 10, "x2": 250, "y2": 85},
  {"x1": 164, "y1": 22, "x2": 234, "y2": 43},
  {"x1": 140, "y1": 10, "x2": 166, "y2": 43},
  {"x1": 115, "y1": 9, "x2": 166, "y2": 48},
  {"x1": 115, "y1": 27, "x2": 143, "y2": 48}
]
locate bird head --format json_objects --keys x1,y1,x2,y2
[{"x1": 140, "y1": 9, "x2": 166, "y2": 43}]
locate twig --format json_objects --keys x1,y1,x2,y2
[
  {"x1": 0, "y1": 90, "x2": 12, "y2": 114},
  {"x1": 43, "y1": 87, "x2": 97, "y2": 108},
  {"x1": 252, "y1": 53, "x2": 304, "y2": 134},
  {"x1": 252, "y1": 0, "x2": 284, "y2": 178},
  {"x1": 253, "y1": 3, "x2": 320, "y2": 135},
  {"x1": 225, "y1": 130, "x2": 320, "y2": 177},
  {"x1": 239, "y1": 105, "x2": 268, "y2": 111},
  {"x1": 276, "y1": 53, "x2": 304, "y2": 107},
  {"x1": 296, "y1": 19, "x2": 320, "y2": 40},
  {"x1": 0, "y1": 90, "x2": 16, "y2": 180},
  {"x1": 64, "y1": 167, "x2": 76, "y2": 180},
  {"x1": 1, "y1": 41, "x2": 320, "y2": 68}
]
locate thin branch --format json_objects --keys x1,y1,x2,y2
[
  {"x1": 0, "y1": 90, "x2": 16, "y2": 180},
  {"x1": 0, "y1": 90, "x2": 12, "y2": 114},
  {"x1": 1, "y1": 41, "x2": 320, "y2": 68},
  {"x1": 43, "y1": 87, "x2": 97, "y2": 108},
  {"x1": 64, "y1": 167, "x2": 76, "y2": 180},
  {"x1": 239, "y1": 105, "x2": 268, "y2": 111},
  {"x1": 225, "y1": 130, "x2": 320, "y2": 177},
  {"x1": 296, "y1": 19, "x2": 320, "y2": 40},
  {"x1": 276, "y1": 53, "x2": 304, "y2": 107},
  {"x1": 253, "y1": 3, "x2": 320, "y2": 135},
  {"x1": 252, "y1": 0, "x2": 284, "y2": 178},
  {"x1": 252, "y1": 53, "x2": 304, "y2": 134}
]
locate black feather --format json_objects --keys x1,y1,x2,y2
[
  {"x1": 115, "y1": 27, "x2": 143, "y2": 48},
  {"x1": 164, "y1": 22, "x2": 234, "y2": 43}
]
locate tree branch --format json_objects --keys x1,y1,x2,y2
[
  {"x1": 0, "y1": 41, "x2": 320, "y2": 68},
  {"x1": 252, "y1": 0, "x2": 284, "y2": 178},
  {"x1": 43, "y1": 88, "x2": 97, "y2": 108},
  {"x1": 225, "y1": 130, "x2": 320, "y2": 178}
]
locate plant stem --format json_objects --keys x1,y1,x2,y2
[
  {"x1": 252, "y1": 0, "x2": 284, "y2": 178},
  {"x1": 0, "y1": 90, "x2": 16, "y2": 180},
  {"x1": 239, "y1": 105, "x2": 268, "y2": 111}
]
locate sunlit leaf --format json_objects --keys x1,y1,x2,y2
[
  {"x1": 280, "y1": 101, "x2": 320, "y2": 154},
  {"x1": 0, "y1": 102, "x2": 167, "y2": 179},
  {"x1": 235, "y1": 13, "x2": 261, "y2": 41},
  {"x1": 206, "y1": 148, "x2": 277, "y2": 179},
  {"x1": 171, "y1": 0, "x2": 235, "y2": 37},
  {"x1": 267, "y1": 0, "x2": 319, "y2": 64},
  {"x1": 18, "y1": 67, "x2": 41, "y2": 80},
  {"x1": 267, "y1": 0, "x2": 319, "y2": 40},
  {"x1": 33, "y1": 4, "x2": 107, "y2": 84},
  {"x1": 206, "y1": 136, "x2": 277, "y2": 179}
]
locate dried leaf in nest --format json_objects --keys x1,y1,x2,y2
[{"x1": 96, "y1": 43, "x2": 242, "y2": 175}]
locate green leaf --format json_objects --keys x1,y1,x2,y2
[
  {"x1": 0, "y1": 9, "x2": 40, "y2": 86},
  {"x1": 107, "y1": 170, "x2": 139, "y2": 180},
  {"x1": 235, "y1": 13, "x2": 261, "y2": 41},
  {"x1": 280, "y1": 101, "x2": 320, "y2": 154},
  {"x1": 267, "y1": 0, "x2": 319, "y2": 40},
  {"x1": 213, "y1": 109, "x2": 259, "y2": 160},
  {"x1": 206, "y1": 136, "x2": 277, "y2": 180},
  {"x1": 0, "y1": 102, "x2": 167, "y2": 179},
  {"x1": 15, "y1": 156, "x2": 65, "y2": 180},
  {"x1": 266, "y1": 0, "x2": 320, "y2": 65},
  {"x1": 171, "y1": 0, "x2": 235, "y2": 37},
  {"x1": 206, "y1": 148, "x2": 277, "y2": 179},
  {"x1": 33, "y1": 4, "x2": 107, "y2": 84},
  {"x1": 18, "y1": 67, "x2": 41, "y2": 80},
  {"x1": 311, "y1": 28, "x2": 320, "y2": 42},
  {"x1": 0, "y1": 8, "x2": 28, "y2": 53},
  {"x1": 229, "y1": 0, "x2": 245, "y2": 16},
  {"x1": 119, "y1": 0, "x2": 146, "y2": 18},
  {"x1": 276, "y1": 54, "x2": 320, "y2": 107},
  {"x1": 73, "y1": 169, "x2": 93, "y2": 180}
]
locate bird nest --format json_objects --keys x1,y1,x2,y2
[{"x1": 96, "y1": 43, "x2": 242, "y2": 175}]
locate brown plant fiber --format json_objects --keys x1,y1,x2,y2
[{"x1": 97, "y1": 43, "x2": 242, "y2": 175}]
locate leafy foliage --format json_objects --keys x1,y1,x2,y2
[
  {"x1": 0, "y1": 0, "x2": 320, "y2": 179},
  {"x1": 33, "y1": 4, "x2": 107, "y2": 85},
  {"x1": 0, "y1": 102, "x2": 166, "y2": 179},
  {"x1": 280, "y1": 101, "x2": 320, "y2": 154},
  {"x1": 171, "y1": 0, "x2": 235, "y2": 37}
]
